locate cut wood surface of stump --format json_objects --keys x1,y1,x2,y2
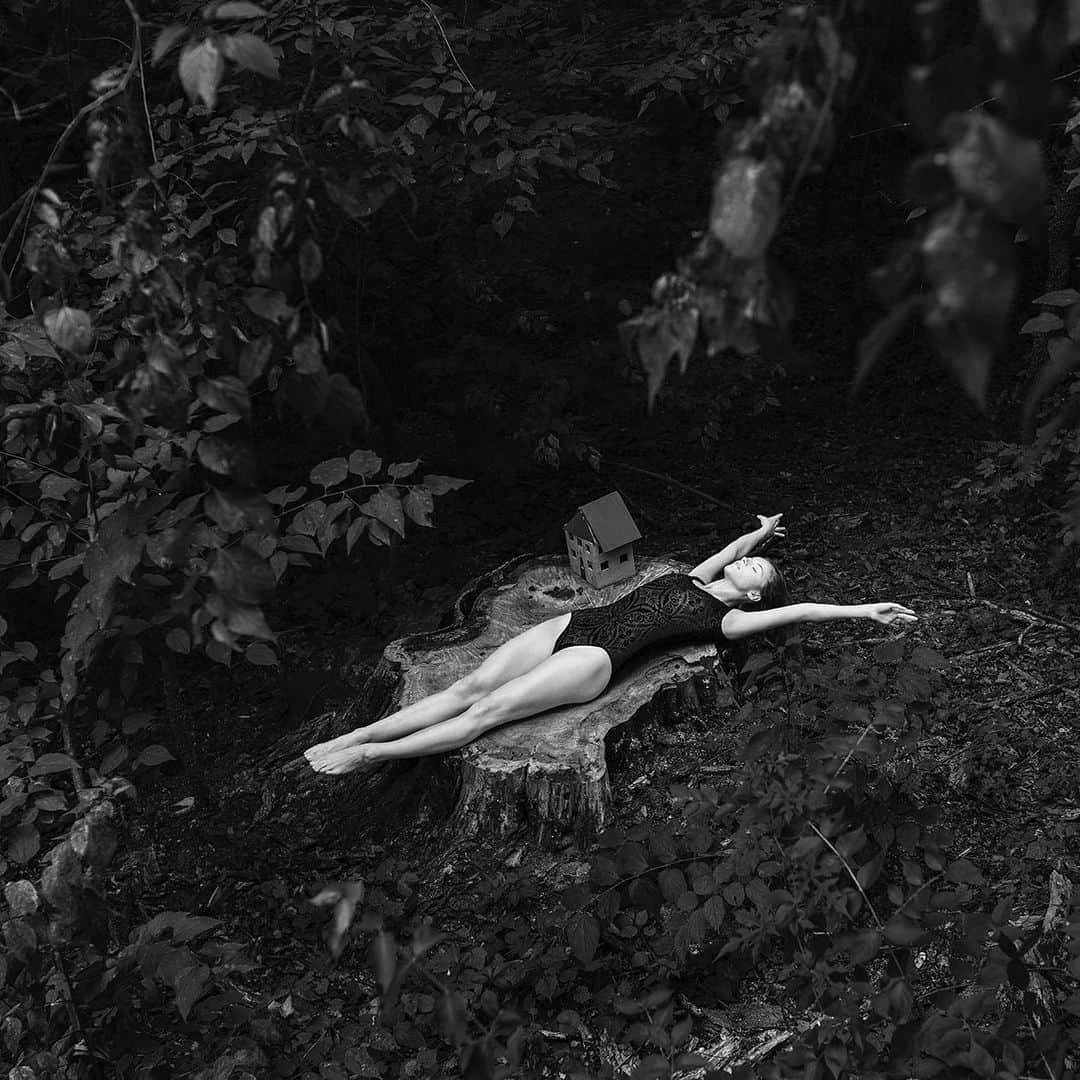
[{"x1": 278, "y1": 554, "x2": 735, "y2": 846}]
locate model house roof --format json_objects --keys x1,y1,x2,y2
[{"x1": 564, "y1": 491, "x2": 642, "y2": 551}]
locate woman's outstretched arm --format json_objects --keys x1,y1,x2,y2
[
  {"x1": 722, "y1": 601, "x2": 917, "y2": 640},
  {"x1": 690, "y1": 513, "x2": 785, "y2": 582}
]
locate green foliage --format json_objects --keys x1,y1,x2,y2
[
  {"x1": 6, "y1": 0, "x2": 709, "y2": 1067},
  {"x1": 619, "y1": 6, "x2": 851, "y2": 413},
  {"x1": 0, "y1": 2, "x2": 527, "y2": 1073},
  {"x1": 936, "y1": 45, "x2": 1080, "y2": 550},
  {"x1": 944, "y1": 279, "x2": 1080, "y2": 551},
  {"x1": 584, "y1": 0, "x2": 780, "y2": 145},
  {"x1": 621, "y1": 0, "x2": 1074, "y2": 428},
  {"x1": 6, "y1": 1, "x2": 1079, "y2": 1076},
  {"x1": 856, "y1": 0, "x2": 1076, "y2": 411}
]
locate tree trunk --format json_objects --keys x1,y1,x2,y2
[{"x1": 265, "y1": 554, "x2": 735, "y2": 847}]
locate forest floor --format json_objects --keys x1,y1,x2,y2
[{"x1": 114, "y1": 122, "x2": 1080, "y2": 1077}]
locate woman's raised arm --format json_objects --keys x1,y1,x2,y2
[
  {"x1": 690, "y1": 513, "x2": 785, "y2": 582},
  {"x1": 722, "y1": 601, "x2": 917, "y2": 641}
]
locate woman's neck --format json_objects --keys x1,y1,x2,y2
[{"x1": 698, "y1": 578, "x2": 746, "y2": 605}]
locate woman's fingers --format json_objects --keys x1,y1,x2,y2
[
  {"x1": 885, "y1": 608, "x2": 918, "y2": 624},
  {"x1": 871, "y1": 603, "x2": 918, "y2": 625}
]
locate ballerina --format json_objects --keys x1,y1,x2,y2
[{"x1": 305, "y1": 513, "x2": 916, "y2": 774}]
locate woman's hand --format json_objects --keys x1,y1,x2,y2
[
  {"x1": 755, "y1": 513, "x2": 786, "y2": 543},
  {"x1": 863, "y1": 603, "x2": 918, "y2": 625}
]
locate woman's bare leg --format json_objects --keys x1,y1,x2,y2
[
  {"x1": 310, "y1": 645, "x2": 611, "y2": 774},
  {"x1": 313, "y1": 684, "x2": 472, "y2": 753},
  {"x1": 304, "y1": 613, "x2": 573, "y2": 768}
]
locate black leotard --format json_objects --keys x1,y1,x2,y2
[{"x1": 551, "y1": 572, "x2": 731, "y2": 679}]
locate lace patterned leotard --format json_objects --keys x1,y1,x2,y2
[{"x1": 551, "y1": 573, "x2": 732, "y2": 680}]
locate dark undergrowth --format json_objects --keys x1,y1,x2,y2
[
  {"x1": 115, "y1": 131, "x2": 1080, "y2": 1078},
  {"x1": 5, "y1": 2, "x2": 1080, "y2": 1074}
]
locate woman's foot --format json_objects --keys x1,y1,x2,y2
[
  {"x1": 304, "y1": 729, "x2": 369, "y2": 770},
  {"x1": 305, "y1": 741, "x2": 380, "y2": 775}
]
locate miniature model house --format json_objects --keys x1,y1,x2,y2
[{"x1": 564, "y1": 491, "x2": 642, "y2": 588}]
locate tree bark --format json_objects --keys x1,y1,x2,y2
[{"x1": 266, "y1": 554, "x2": 735, "y2": 846}]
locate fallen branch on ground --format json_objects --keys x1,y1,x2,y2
[
  {"x1": 944, "y1": 597, "x2": 1080, "y2": 637},
  {"x1": 605, "y1": 460, "x2": 742, "y2": 516}
]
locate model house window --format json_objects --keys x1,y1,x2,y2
[
  {"x1": 620, "y1": 552, "x2": 628, "y2": 563},
  {"x1": 601, "y1": 560, "x2": 609, "y2": 570}
]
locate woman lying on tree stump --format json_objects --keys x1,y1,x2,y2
[{"x1": 305, "y1": 513, "x2": 917, "y2": 775}]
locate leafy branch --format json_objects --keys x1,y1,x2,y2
[{"x1": 0, "y1": 0, "x2": 141, "y2": 270}]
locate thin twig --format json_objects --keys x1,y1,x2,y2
[
  {"x1": 821, "y1": 633, "x2": 902, "y2": 651},
  {"x1": 132, "y1": 3, "x2": 157, "y2": 164},
  {"x1": 781, "y1": 0, "x2": 849, "y2": 219},
  {"x1": 0, "y1": 185, "x2": 36, "y2": 229},
  {"x1": 297, "y1": 0, "x2": 319, "y2": 120},
  {"x1": 2, "y1": 94, "x2": 68, "y2": 122},
  {"x1": 0, "y1": 62, "x2": 46, "y2": 80},
  {"x1": 0, "y1": 448, "x2": 88, "y2": 486},
  {"x1": 893, "y1": 847, "x2": 973, "y2": 918},
  {"x1": 0, "y1": 483, "x2": 91, "y2": 546},
  {"x1": 59, "y1": 706, "x2": 87, "y2": 793},
  {"x1": 1, "y1": 551, "x2": 87, "y2": 572},
  {"x1": 0, "y1": 83, "x2": 23, "y2": 120},
  {"x1": 949, "y1": 639, "x2": 1018, "y2": 661},
  {"x1": 914, "y1": 981, "x2": 970, "y2": 1003},
  {"x1": 604, "y1": 459, "x2": 741, "y2": 515},
  {"x1": 285, "y1": 481, "x2": 381, "y2": 518},
  {"x1": 50, "y1": 944, "x2": 90, "y2": 1049},
  {"x1": 418, "y1": 0, "x2": 475, "y2": 91},
  {"x1": 589, "y1": 845, "x2": 733, "y2": 908},
  {"x1": 806, "y1": 821, "x2": 883, "y2": 929},
  {"x1": 847, "y1": 64, "x2": 1080, "y2": 140},
  {"x1": 1039, "y1": 1050, "x2": 1058, "y2": 1080},
  {"x1": 847, "y1": 119, "x2": 911, "y2": 140},
  {"x1": 0, "y1": 4, "x2": 140, "y2": 271},
  {"x1": 1, "y1": 482, "x2": 49, "y2": 515},
  {"x1": 1004, "y1": 658, "x2": 1040, "y2": 688},
  {"x1": 971, "y1": 683, "x2": 1068, "y2": 712},
  {"x1": 84, "y1": 457, "x2": 98, "y2": 541},
  {"x1": 824, "y1": 717, "x2": 876, "y2": 794}
]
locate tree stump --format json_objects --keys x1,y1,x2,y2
[{"x1": 271, "y1": 554, "x2": 735, "y2": 846}]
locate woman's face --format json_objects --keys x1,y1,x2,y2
[{"x1": 724, "y1": 556, "x2": 773, "y2": 599}]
